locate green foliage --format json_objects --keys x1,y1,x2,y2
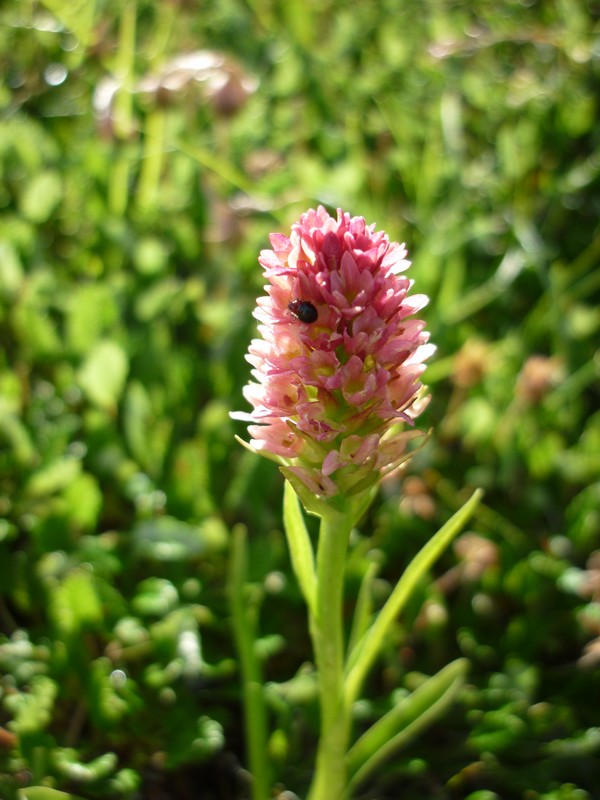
[
  {"x1": 0, "y1": 0, "x2": 598, "y2": 798},
  {"x1": 20, "y1": 789, "x2": 88, "y2": 800},
  {"x1": 346, "y1": 658, "x2": 468, "y2": 792}
]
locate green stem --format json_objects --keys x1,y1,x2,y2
[
  {"x1": 306, "y1": 512, "x2": 353, "y2": 800},
  {"x1": 109, "y1": 0, "x2": 137, "y2": 217},
  {"x1": 228, "y1": 526, "x2": 270, "y2": 800},
  {"x1": 113, "y1": 0, "x2": 136, "y2": 141},
  {"x1": 137, "y1": 108, "x2": 166, "y2": 214}
]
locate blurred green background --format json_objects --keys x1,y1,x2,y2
[{"x1": 0, "y1": 1, "x2": 599, "y2": 798}]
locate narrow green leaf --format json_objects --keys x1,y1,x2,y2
[
  {"x1": 227, "y1": 526, "x2": 271, "y2": 800},
  {"x1": 345, "y1": 658, "x2": 468, "y2": 794},
  {"x1": 283, "y1": 480, "x2": 317, "y2": 616},
  {"x1": 346, "y1": 560, "x2": 379, "y2": 659},
  {"x1": 345, "y1": 489, "x2": 483, "y2": 707},
  {"x1": 175, "y1": 141, "x2": 254, "y2": 195},
  {"x1": 20, "y1": 789, "x2": 88, "y2": 800}
]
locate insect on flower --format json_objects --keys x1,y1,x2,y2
[{"x1": 288, "y1": 299, "x2": 318, "y2": 324}]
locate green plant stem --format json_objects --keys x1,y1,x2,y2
[
  {"x1": 228, "y1": 526, "x2": 270, "y2": 800},
  {"x1": 113, "y1": 0, "x2": 136, "y2": 141},
  {"x1": 137, "y1": 108, "x2": 166, "y2": 214},
  {"x1": 306, "y1": 512, "x2": 353, "y2": 800},
  {"x1": 109, "y1": 1, "x2": 137, "y2": 217}
]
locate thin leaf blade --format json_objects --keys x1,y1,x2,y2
[
  {"x1": 346, "y1": 658, "x2": 468, "y2": 793},
  {"x1": 283, "y1": 480, "x2": 317, "y2": 616},
  {"x1": 345, "y1": 489, "x2": 483, "y2": 706}
]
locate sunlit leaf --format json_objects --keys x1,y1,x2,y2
[
  {"x1": 38, "y1": 0, "x2": 97, "y2": 48},
  {"x1": 20, "y1": 788, "x2": 88, "y2": 800},
  {"x1": 77, "y1": 340, "x2": 128, "y2": 411},
  {"x1": 19, "y1": 171, "x2": 63, "y2": 223}
]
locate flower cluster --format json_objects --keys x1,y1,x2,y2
[{"x1": 233, "y1": 206, "x2": 434, "y2": 499}]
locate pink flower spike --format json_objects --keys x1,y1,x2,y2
[{"x1": 232, "y1": 206, "x2": 434, "y2": 502}]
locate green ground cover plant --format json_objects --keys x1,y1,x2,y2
[{"x1": 0, "y1": 1, "x2": 599, "y2": 798}]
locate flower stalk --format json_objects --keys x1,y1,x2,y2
[
  {"x1": 307, "y1": 511, "x2": 353, "y2": 800},
  {"x1": 232, "y1": 206, "x2": 482, "y2": 798}
]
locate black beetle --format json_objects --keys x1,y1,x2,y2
[{"x1": 288, "y1": 300, "x2": 318, "y2": 324}]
